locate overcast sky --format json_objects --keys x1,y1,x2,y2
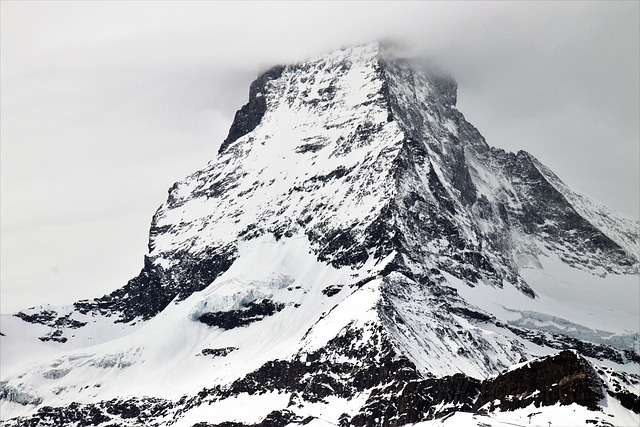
[{"x1": 1, "y1": 1, "x2": 638, "y2": 313}]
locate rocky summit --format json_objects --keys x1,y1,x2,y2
[{"x1": 1, "y1": 42, "x2": 638, "y2": 427}]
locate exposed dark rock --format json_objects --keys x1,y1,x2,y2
[
  {"x1": 106, "y1": 401, "x2": 141, "y2": 419},
  {"x1": 73, "y1": 245, "x2": 237, "y2": 324},
  {"x1": 350, "y1": 373, "x2": 481, "y2": 426},
  {"x1": 3, "y1": 397, "x2": 173, "y2": 427},
  {"x1": 305, "y1": 165, "x2": 355, "y2": 184},
  {"x1": 201, "y1": 347, "x2": 238, "y2": 358},
  {"x1": 195, "y1": 299, "x2": 285, "y2": 329},
  {"x1": 313, "y1": 227, "x2": 370, "y2": 268},
  {"x1": 449, "y1": 306, "x2": 493, "y2": 323},
  {"x1": 321, "y1": 285, "x2": 343, "y2": 297},
  {"x1": 350, "y1": 350, "x2": 607, "y2": 426},
  {"x1": 476, "y1": 350, "x2": 605, "y2": 412},
  {"x1": 295, "y1": 142, "x2": 325, "y2": 154},
  {"x1": 220, "y1": 65, "x2": 286, "y2": 154},
  {"x1": 14, "y1": 310, "x2": 87, "y2": 343}
]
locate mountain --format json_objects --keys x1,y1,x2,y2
[{"x1": 1, "y1": 42, "x2": 638, "y2": 427}]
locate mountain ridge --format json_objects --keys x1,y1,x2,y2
[{"x1": 1, "y1": 42, "x2": 638, "y2": 427}]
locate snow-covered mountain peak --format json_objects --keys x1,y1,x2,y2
[
  {"x1": 2, "y1": 43, "x2": 638, "y2": 426},
  {"x1": 220, "y1": 42, "x2": 388, "y2": 153}
]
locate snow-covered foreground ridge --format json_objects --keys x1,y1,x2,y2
[{"x1": 1, "y1": 42, "x2": 638, "y2": 426}]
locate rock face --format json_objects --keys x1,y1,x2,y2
[
  {"x1": 1, "y1": 43, "x2": 639, "y2": 427},
  {"x1": 476, "y1": 350, "x2": 605, "y2": 412}
]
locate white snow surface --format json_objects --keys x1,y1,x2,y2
[
  {"x1": 0, "y1": 234, "x2": 390, "y2": 420},
  {"x1": 412, "y1": 399, "x2": 639, "y2": 427}
]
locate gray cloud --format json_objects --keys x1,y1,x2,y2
[{"x1": 1, "y1": 2, "x2": 638, "y2": 312}]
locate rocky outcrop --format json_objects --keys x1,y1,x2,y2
[
  {"x1": 476, "y1": 350, "x2": 605, "y2": 412},
  {"x1": 2, "y1": 397, "x2": 173, "y2": 427},
  {"x1": 195, "y1": 299, "x2": 286, "y2": 329},
  {"x1": 349, "y1": 350, "x2": 607, "y2": 426},
  {"x1": 220, "y1": 65, "x2": 286, "y2": 154}
]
